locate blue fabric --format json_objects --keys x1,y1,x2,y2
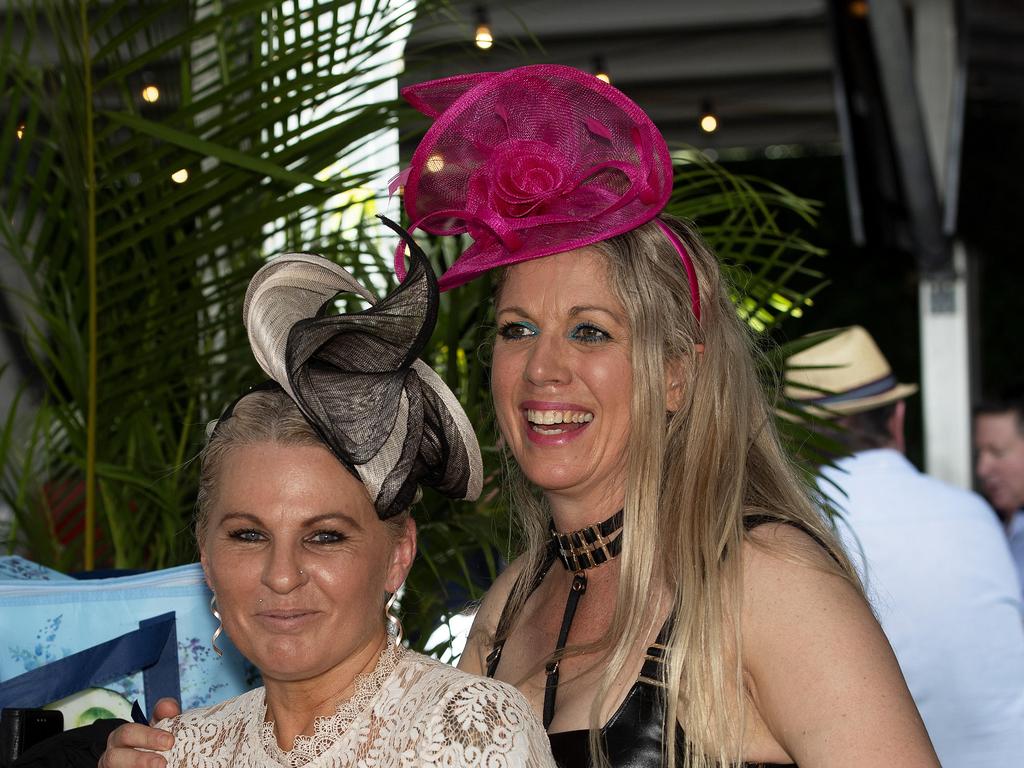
[
  {"x1": 0, "y1": 559, "x2": 258, "y2": 712},
  {"x1": 0, "y1": 612, "x2": 178, "y2": 718}
]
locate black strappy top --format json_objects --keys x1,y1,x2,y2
[{"x1": 485, "y1": 515, "x2": 800, "y2": 768}]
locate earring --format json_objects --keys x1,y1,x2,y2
[
  {"x1": 384, "y1": 592, "x2": 403, "y2": 646},
  {"x1": 210, "y1": 594, "x2": 224, "y2": 657}
]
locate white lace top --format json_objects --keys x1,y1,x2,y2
[{"x1": 156, "y1": 646, "x2": 555, "y2": 768}]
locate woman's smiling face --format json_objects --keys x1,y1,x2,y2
[
  {"x1": 200, "y1": 442, "x2": 415, "y2": 683},
  {"x1": 491, "y1": 249, "x2": 633, "y2": 510}
]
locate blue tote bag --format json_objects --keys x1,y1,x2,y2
[{"x1": 0, "y1": 557, "x2": 257, "y2": 718}]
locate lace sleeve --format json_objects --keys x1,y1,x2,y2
[
  {"x1": 149, "y1": 657, "x2": 554, "y2": 768},
  {"x1": 426, "y1": 677, "x2": 556, "y2": 768}
]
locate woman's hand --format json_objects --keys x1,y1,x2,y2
[
  {"x1": 98, "y1": 698, "x2": 180, "y2": 768},
  {"x1": 741, "y1": 524, "x2": 940, "y2": 767}
]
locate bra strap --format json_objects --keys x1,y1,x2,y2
[
  {"x1": 544, "y1": 570, "x2": 588, "y2": 729},
  {"x1": 638, "y1": 620, "x2": 672, "y2": 687}
]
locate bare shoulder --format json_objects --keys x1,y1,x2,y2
[
  {"x1": 740, "y1": 522, "x2": 874, "y2": 676},
  {"x1": 457, "y1": 553, "x2": 531, "y2": 675},
  {"x1": 739, "y1": 523, "x2": 939, "y2": 766}
]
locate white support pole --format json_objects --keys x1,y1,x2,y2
[
  {"x1": 913, "y1": 0, "x2": 973, "y2": 487},
  {"x1": 918, "y1": 245, "x2": 972, "y2": 487}
]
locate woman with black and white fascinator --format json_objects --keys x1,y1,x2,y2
[{"x1": 99, "y1": 219, "x2": 554, "y2": 768}]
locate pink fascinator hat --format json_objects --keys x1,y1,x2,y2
[{"x1": 392, "y1": 64, "x2": 700, "y2": 321}]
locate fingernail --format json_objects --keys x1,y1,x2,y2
[{"x1": 160, "y1": 734, "x2": 173, "y2": 749}]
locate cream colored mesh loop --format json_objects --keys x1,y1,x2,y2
[{"x1": 239, "y1": 219, "x2": 483, "y2": 519}]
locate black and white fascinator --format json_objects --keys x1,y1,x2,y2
[{"x1": 238, "y1": 216, "x2": 483, "y2": 519}]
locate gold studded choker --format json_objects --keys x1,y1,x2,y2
[{"x1": 549, "y1": 509, "x2": 624, "y2": 572}]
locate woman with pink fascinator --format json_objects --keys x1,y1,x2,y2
[
  {"x1": 389, "y1": 65, "x2": 938, "y2": 768},
  {"x1": 103, "y1": 67, "x2": 938, "y2": 768}
]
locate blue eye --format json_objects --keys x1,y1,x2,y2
[
  {"x1": 228, "y1": 529, "x2": 264, "y2": 543},
  {"x1": 569, "y1": 323, "x2": 611, "y2": 344},
  {"x1": 498, "y1": 321, "x2": 539, "y2": 341},
  {"x1": 309, "y1": 530, "x2": 347, "y2": 545}
]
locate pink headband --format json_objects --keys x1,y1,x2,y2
[{"x1": 393, "y1": 64, "x2": 701, "y2": 323}]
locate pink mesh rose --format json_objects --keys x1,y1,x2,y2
[
  {"x1": 485, "y1": 140, "x2": 572, "y2": 218},
  {"x1": 396, "y1": 65, "x2": 698, "y2": 317}
]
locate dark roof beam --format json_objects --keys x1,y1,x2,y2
[
  {"x1": 406, "y1": 25, "x2": 832, "y2": 85},
  {"x1": 414, "y1": 0, "x2": 827, "y2": 43}
]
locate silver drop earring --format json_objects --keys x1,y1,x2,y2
[
  {"x1": 384, "y1": 592, "x2": 403, "y2": 646},
  {"x1": 210, "y1": 594, "x2": 224, "y2": 657}
]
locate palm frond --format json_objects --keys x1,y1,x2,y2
[{"x1": 1, "y1": 0, "x2": 423, "y2": 571}]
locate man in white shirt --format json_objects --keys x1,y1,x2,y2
[
  {"x1": 974, "y1": 392, "x2": 1024, "y2": 591},
  {"x1": 787, "y1": 326, "x2": 1024, "y2": 768}
]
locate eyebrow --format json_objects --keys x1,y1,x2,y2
[
  {"x1": 217, "y1": 511, "x2": 364, "y2": 531},
  {"x1": 497, "y1": 304, "x2": 625, "y2": 324}
]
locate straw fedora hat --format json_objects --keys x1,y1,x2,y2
[{"x1": 785, "y1": 325, "x2": 918, "y2": 416}]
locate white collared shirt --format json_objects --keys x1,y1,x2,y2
[
  {"x1": 1008, "y1": 510, "x2": 1024, "y2": 596},
  {"x1": 822, "y1": 449, "x2": 1024, "y2": 768}
]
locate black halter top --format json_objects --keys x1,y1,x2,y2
[{"x1": 485, "y1": 514, "x2": 797, "y2": 768}]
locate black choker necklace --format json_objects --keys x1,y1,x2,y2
[{"x1": 550, "y1": 509, "x2": 624, "y2": 571}]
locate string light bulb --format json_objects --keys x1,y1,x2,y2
[
  {"x1": 141, "y1": 84, "x2": 160, "y2": 103},
  {"x1": 699, "y1": 100, "x2": 718, "y2": 134},
  {"x1": 848, "y1": 0, "x2": 869, "y2": 18},
  {"x1": 16, "y1": 123, "x2": 25, "y2": 141},
  {"x1": 593, "y1": 56, "x2": 611, "y2": 84},
  {"x1": 171, "y1": 168, "x2": 189, "y2": 184},
  {"x1": 475, "y1": 6, "x2": 493, "y2": 50}
]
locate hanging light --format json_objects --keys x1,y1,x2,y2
[
  {"x1": 16, "y1": 123, "x2": 25, "y2": 141},
  {"x1": 475, "y1": 6, "x2": 493, "y2": 50},
  {"x1": 141, "y1": 84, "x2": 160, "y2": 103},
  {"x1": 593, "y1": 56, "x2": 611, "y2": 84},
  {"x1": 848, "y1": 0, "x2": 869, "y2": 18},
  {"x1": 699, "y1": 100, "x2": 718, "y2": 134},
  {"x1": 171, "y1": 168, "x2": 189, "y2": 184}
]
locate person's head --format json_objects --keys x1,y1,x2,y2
[
  {"x1": 202, "y1": 235, "x2": 483, "y2": 681},
  {"x1": 974, "y1": 392, "x2": 1024, "y2": 518},
  {"x1": 196, "y1": 388, "x2": 415, "y2": 682},
  {"x1": 490, "y1": 213, "x2": 734, "y2": 512},
  {"x1": 785, "y1": 325, "x2": 918, "y2": 457},
  {"x1": 398, "y1": 64, "x2": 709, "y2": 518},
  {"x1": 835, "y1": 401, "x2": 905, "y2": 453}
]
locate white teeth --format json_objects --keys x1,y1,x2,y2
[{"x1": 526, "y1": 409, "x2": 594, "y2": 426}]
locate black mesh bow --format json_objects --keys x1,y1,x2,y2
[{"x1": 243, "y1": 216, "x2": 482, "y2": 519}]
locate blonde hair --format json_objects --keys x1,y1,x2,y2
[
  {"x1": 196, "y1": 388, "x2": 408, "y2": 544},
  {"x1": 496, "y1": 215, "x2": 860, "y2": 767}
]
